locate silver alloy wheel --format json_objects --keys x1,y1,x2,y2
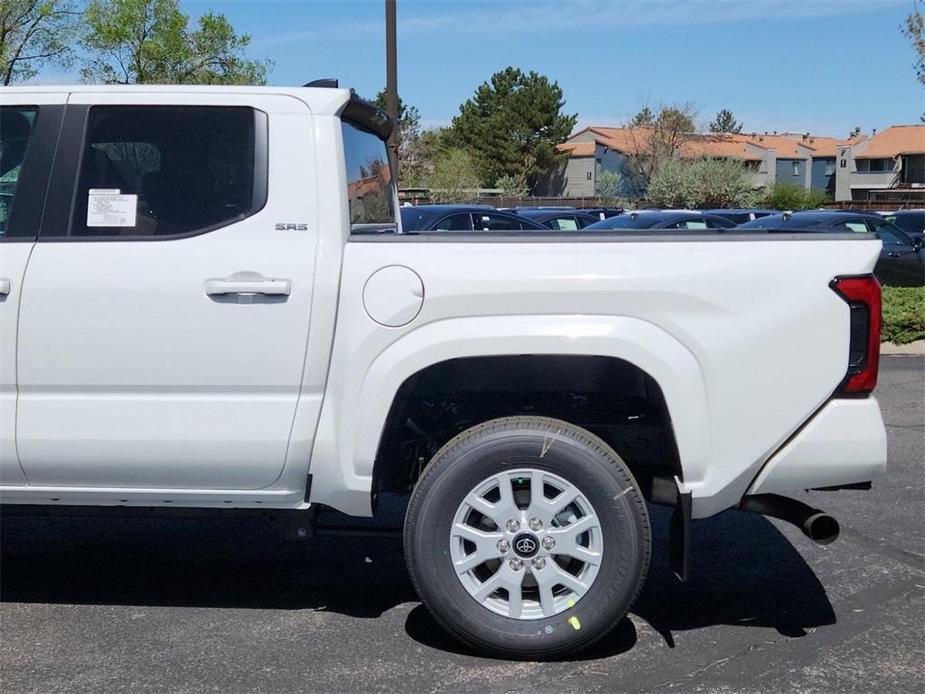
[{"x1": 449, "y1": 468, "x2": 604, "y2": 620}]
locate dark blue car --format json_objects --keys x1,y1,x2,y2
[
  {"x1": 399, "y1": 205, "x2": 548, "y2": 232},
  {"x1": 883, "y1": 210, "x2": 925, "y2": 241},
  {"x1": 585, "y1": 211, "x2": 737, "y2": 230},
  {"x1": 509, "y1": 208, "x2": 601, "y2": 230},
  {"x1": 701, "y1": 208, "x2": 779, "y2": 224},
  {"x1": 738, "y1": 211, "x2": 924, "y2": 287}
]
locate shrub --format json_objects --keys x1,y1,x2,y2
[
  {"x1": 645, "y1": 157, "x2": 760, "y2": 209},
  {"x1": 594, "y1": 169, "x2": 622, "y2": 200},
  {"x1": 495, "y1": 173, "x2": 528, "y2": 197},
  {"x1": 761, "y1": 182, "x2": 829, "y2": 211},
  {"x1": 882, "y1": 286, "x2": 925, "y2": 344},
  {"x1": 426, "y1": 148, "x2": 482, "y2": 203}
]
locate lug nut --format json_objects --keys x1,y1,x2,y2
[
  {"x1": 505, "y1": 519, "x2": 520, "y2": 532},
  {"x1": 528, "y1": 517, "x2": 543, "y2": 531},
  {"x1": 532, "y1": 557, "x2": 546, "y2": 569},
  {"x1": 542, "y1": 536, "x2": 556, "y2": 550},
  {"x1": 509, "y1": 558, "x2": 524, "y2": 571},
  {"x1": 496, "y1": 539, "x2": 510, "y2": 553}
]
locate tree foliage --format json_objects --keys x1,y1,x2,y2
[
  {"x1": 901, "y1": 1, "x2": 925, "y2": 120},
  {"x1": 708, "y1": 108, "x2": 743, "y2": 134},
  {"x1": 1, "y1": 0, "x2": 77, "y2": 85},
  {"x1": 902, "y1": 1, "x2": 925, "y2": 86},
  {"x1": 495, "y1": 173, "x2": 528, "y2": 197},
  {"x1": 761, "y1": 182, "x2": 829, "y2": 210},
  {"x1": 447, "y1": 66, "x2": 577, "y2": 190},
  {"x1": 646, "y1": 157, "x2": 759, "y2": 209},
  {"x1": 426, "y1": 148, "x2": 482, "y2": 203},
  {"x1": 374, "y1": 90, "x2": 423, "y2": 187},
  {"x1": 624, "y1": 101, "x2": 698, "y2": 186},
  {"x1": 594, "y1": 168, "x2": 622, "y2": 200},
  {"x1": 629, "y1": 105, "x2": 654, "y2": 126},
  {"x1": 80, "y1": 0, "x2": 270, "y2": 84}
]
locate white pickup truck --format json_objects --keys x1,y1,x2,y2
[{"x1": 0, "y1": 85, "x2": 887, "y2": 659}]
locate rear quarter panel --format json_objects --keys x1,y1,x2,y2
[{"x1": 310, "y1": 234, "x2": 882, "y2": 518}]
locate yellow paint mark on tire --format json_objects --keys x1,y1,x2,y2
[{"x1": 568, "y1": 616, "x2": 581, "y2": 630}]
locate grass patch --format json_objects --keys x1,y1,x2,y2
[{"x1": 882, "y1": 286, "x2": 925, "y2": 344}]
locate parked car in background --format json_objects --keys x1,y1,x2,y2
[
  {"x1": 883, "y1": 209, "x2": 925, "y2": 241},
  {"x1": 399, "y1": 205, "x2": 548, "y2": 232},
  {"x1": 512, "y1": 208, "x2": 600, "y2": 230},
  {"x1": 585, "y1": 210, "x2": 737, "y2": 230},
  {"x1": 738, "y1": 211, "x2": 924, "y2": 287},
  {"x1": 702, "y1": 208, "x2": 779, "y2": 224},
  {"x1": 583, "y1": 206, "x2": 624, "y2": 220}
]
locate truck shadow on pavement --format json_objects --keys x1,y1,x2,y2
[
  {"x1": 403, "y1": 506, "x2": 837, "y2": 659},
  {"x1": 0, "y1": 504, "x2": 834, "y2": 660}
]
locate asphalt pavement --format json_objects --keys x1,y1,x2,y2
[{"x1": 1, "y1": 356, "x2": 923, "y2": 693}]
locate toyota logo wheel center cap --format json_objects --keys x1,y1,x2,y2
[{"x1": 512, "y1": 533, "x2": 539, "y2": 558}]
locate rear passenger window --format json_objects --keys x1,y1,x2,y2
[
  {"x1": 342, "y1": 120, "x2": 395, "y2": 232},
  {"x1": 434, "y1": 213, "x2": 472, "y2": 231},
  {"x1": 0, "y1": 106, "x2": 38, "y2": 237},
  {"x1": 70, "y1": 106, "x2": 260, "y2": 237},
  {"x1": 477, "y1": 214, "x2": 520, "y2": 231},
  {"x1": 551, "y1": 217, "x2": 579, "y2": 231}
]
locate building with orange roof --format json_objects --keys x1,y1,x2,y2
[
  {"x1": 546, "y1": 125, "x2": 869, "y2": 198},
  {"x1": 835, "y1": 125, "x2": 925, "y2": 202}
]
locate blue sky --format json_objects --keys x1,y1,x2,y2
[{"x1": 50, "y1": 1, "x2": 925, "y2": 136}]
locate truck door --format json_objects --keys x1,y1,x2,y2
[
  {"x1": 16, "y1": 93, "x2": 319, "y2": 490},
  {"x1": 0, "y1": 95, "x2": 65, "y2": 486}
]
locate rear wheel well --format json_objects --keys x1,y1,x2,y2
[{"x1": 371, "y1": 355, "x2": 682, "y2": 510}]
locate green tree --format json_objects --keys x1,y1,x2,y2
[
  {"x1": 374, "y1": 90, "x2": 423, "y2": 187},
  {"x1": 594, "y1": 168, "x2": 622, "y2": 200},
  {"x1": 708, "y1": 108, "x2": 743, "y2": 134},
  {"x1": 624, "y1": 101, "x2": 698, "y2": 186},
  {"x1": 629, "y1": 105, "x2": 654, "y2": 126},
  {"x1": 402, "y1": 127, "x2": 450, "y2": 188},
  {"x1": 426, "y1": 148, "x2": 481, "y2": 203},
  {"x1": 1, "y1": 0, "x2": 77, "y2": 85},
  {"x1": 646, "y1": 157, "x2": 759, "y2": 209},
  {"x1": 496, "y1": 173, "x2": 528, "y2": 197},
  {"x1": 447, "y1": 66, "x2": 577, "y2": 190},
  {"x1": 630, "y1": 103, "x2": 695, "y2": 132},
  {"x1": 80, "y1": 0, "x2": 271, "y2": 84}
]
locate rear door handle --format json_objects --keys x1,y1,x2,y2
[
  {"x1": 0, "y1": 278, "x2": 10, "y2": 296},
  {"x1": 204, "y1": 272, "x2": 291, "y2": 296}
]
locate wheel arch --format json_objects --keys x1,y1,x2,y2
[{"x1": 307, "y1": 315, "x2": 710, "y2": 517}]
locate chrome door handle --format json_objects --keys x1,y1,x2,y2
[
  {"x1": 0, "y1": 278, "x2": 10, "y2": 296},
  {"x1": 204, "y1": 272, "x2": 291, "y2": 296}
]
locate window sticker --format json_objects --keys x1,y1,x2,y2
[{"x1": 87, "y1": 188, "x2": 137, "y2": 227}]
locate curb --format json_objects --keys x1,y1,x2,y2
[{"x1": 881, "y1": 340, "x2": 925, "y2": 355}]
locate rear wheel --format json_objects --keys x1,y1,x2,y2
[{"x1": 403, "y1": 416, "x2": 651, "y2": 659}]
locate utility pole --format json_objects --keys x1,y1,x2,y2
[{"x1": 385, "y1": 0, "x2": 399, "y2": 168}]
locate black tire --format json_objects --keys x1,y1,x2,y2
[{"x1": 403, "y1": 416, "x2": 651, "y2": 660}]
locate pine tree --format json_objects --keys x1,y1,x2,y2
[
  {"x1": 709, "y1": 109, "x2": 743, "y2": 134},
  {"x1": 447, "y1": 67, "x2": 577, "y2": 190}
]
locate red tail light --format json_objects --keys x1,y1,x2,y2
[{"x1": 830, "y1": 275, "x2": 881, "y2": 395}]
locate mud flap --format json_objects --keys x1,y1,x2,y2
[{"x1": 670, "y1": 483, "x2": 692, "y2": 582}]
